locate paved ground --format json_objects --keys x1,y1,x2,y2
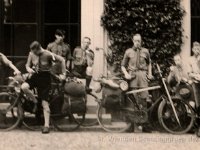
[{"x1": 0, "y1": 130, "x2": 200, "y2": 150}]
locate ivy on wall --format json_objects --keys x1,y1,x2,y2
[{"x1": 101, "y1": 0, "x2": 185, "y2": 73}]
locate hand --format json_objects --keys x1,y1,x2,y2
[
  {"x1": 13, "y1": 70, "x2": 21, "y2": 75},
  {"x1": 59, "y1": 74, "x2": 66, "y2": 81},
  {"x1": 181, "y1": 77, "x2": 188, "y2": 82},
  {"x1": 124, "y1": 73, "x2": 132, "y2": 80},
  {"x1": 170, "y1": 66, "x2": 175, "y2": 71},
  {"x1": 147, "y1": 74, "x2": 154, "y2": 80},
  {"x1": 27, "y1": 68, "x2": 35, "y2": 74}
]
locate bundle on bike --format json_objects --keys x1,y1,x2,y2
[{"x1": 0, "y1": 71, "x2": 88, "y2": 131}]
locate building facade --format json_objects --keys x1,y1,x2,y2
[{"x1": 0, "y1": 0, "x2": 198, "y2": 80}]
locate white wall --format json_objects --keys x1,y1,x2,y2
[
  {"x1": 81, "y1": 0, "x2": 106, "y2": 79},
  {"x1": 181, "y1": 0, "x2": 191, "y2": 58},
  {"x1": 81, "y1": 0, "x2": 191, "y2": 77}
]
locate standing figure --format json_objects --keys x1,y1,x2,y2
[
  {"x1": 189, "y1": 42, "x2": 200, "y2": 137},
  {"x1": 47, "y1": 29, "x2": 71, "y2": 72},
  {"x1": 21, "y1": 41, "x2": 66, "y2": 134},
  {"x1": 121, "y1": 34, "x2": 153, "y2": 111},
  {"x1": 72, "y1": 37, "x2": 94, "y2": 89}
]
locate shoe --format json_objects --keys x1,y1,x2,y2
[
  {"x1": 32, "y1": 103, "x2": 38, "y2": 113},
  {"x1": 42, "y1": 127, "x2": 50, "y2": 134}
]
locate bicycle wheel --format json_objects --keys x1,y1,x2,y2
[
  {"x1": 51, "y1": 113, "x2": 85, "y2": 132},
  {"x1": 97, "y1": 102, "x2": 131, "y2": 133},
  {"x1": 78, "y1": 93, "x2": 99, "y2": 127},
  {"x1": 158, "y1": 97, "x2": 195, "y2": 134},
  {"x1": 51, "y1": 96, "x2": 85, "y2": 132},
  {"x1": 0, "y1": 92, "x2": 21, "y2": 131},
  {"x1": 21, "y1": 99, "x2": 43, "y2": 131}
]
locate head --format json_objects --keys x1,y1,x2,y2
[
  {"x1": 55, "y1": 29, "x2": 65, "y2": 43},
  {"x1": 192, "y1": 41, "x2": 200, "y2": 57},
  {"x1": 30, "y1": 41, "x2": 42, "y2": 56},
  {"x1": 82, "y1": 37, "x2": 91, "y2": 50},
  {"x1": 173, "y1": 54, "x2": 182, "y2": 67},
  {"x1": 132, "y1": 34, "x2": 142, "y2": 48}
]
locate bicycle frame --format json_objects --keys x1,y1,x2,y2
[{"x1": 125, "y1": 63, "x2": 181, "y2": 126}]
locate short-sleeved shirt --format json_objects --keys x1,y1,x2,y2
[
  {"x1": 189, "y1": 56, "x2": 200, "y2": 74},
  {"x1": 73, "y1": 47, "x2": 94, "y2": 67},
  {"x1": 47, "y1": 41, "x2": 71, "y2": 60},
  {"x1": 121, "y1": 47, "x2": 151, "y2": 71},
  {"x1": 168, "y1": 64, "x2": 191, "y2": 84}
]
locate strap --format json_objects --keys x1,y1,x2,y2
[{"x1": 136, "y1": 48, "x2": 140, "y2": 69}]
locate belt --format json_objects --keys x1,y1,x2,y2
[{"x1": 128, "y1": 68, "x2": 147, "y2": 72}]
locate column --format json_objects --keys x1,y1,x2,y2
[
  {"x1": 81, "y1": 0, "x2": 105, "y2": 79},
  {"x1": 181, "y1": 0, "x2": 191, "y2": 58}
]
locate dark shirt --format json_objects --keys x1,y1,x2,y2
[
  {"x1": 121, "y1": 47, "x2": 151, "y2": 71},
  {"x1": 73, "y1": 47, "x2": 94, "y2": 67},
  {"x1": 47, "y1": 41, "x2": 71, "y2": 60}
]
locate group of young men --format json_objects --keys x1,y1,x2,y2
[
  {"x1": 0, "y1": 29, "x2": 94, "y2": 134},
  {"x1": 1, "y1": 32, "x2": 200, "y2": 135},
  {"x1": 121, "y1": 34, "x2": 200, "y2": 136}
]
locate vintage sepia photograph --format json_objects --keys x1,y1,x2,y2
[{"x1": 0, "y1": 0, "x2": 200, "y2": 150}]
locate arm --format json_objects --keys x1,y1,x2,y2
[
  {"x1": 146, "y1": 50, "x2": 153, "y2": 79},
  {"x1": 1, "y1": 54, "x2": 21, "y2": 74},
  {"x1": 47, "y1": 43, "x2": 52, "y2": 52},
  {"x1": 66, "y1": 45, "x2": 72, "y2": 69},
  {"x1": 121, "y1": 50, "x2": 131, "y2": 79},
  {"x1": 52, "y1": 53, "x2": 66, "y2": 74},
  {"x1": 25, "y1": 52, "x2": 35, "y2": 73},
  {"x1": 71, "y1": 48, "x2": 78, "y2": 69}
]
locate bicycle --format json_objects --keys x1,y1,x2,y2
[
  {"x1": 0, "y1": 82, "x2": 21, "y2": 131},
  {"x1": 96, "y1": 64, "x2": 195, "y2": 134},
  {"x1": 0, "y1": 73, "x2": 86, "y2": 131}
]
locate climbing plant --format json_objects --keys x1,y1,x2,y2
[{"x1": 101, "y1": 0, "x2": 185, "y2": 74}]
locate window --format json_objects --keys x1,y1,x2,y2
[
  {"x1": 191, "y1": 0, "x2": 200, "y2": 44},
  {"x1": 0, "y1": 0, "x2": 81, "y2": 55},
  {"x1": 0, "y1": 0, "x2": 81, "y2": 84}
]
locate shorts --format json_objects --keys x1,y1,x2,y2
[
  {"x1": 26, "y1": 71, "x2": 51, "y2": 101},
  {"x1": 73, "y1": 65, "x2": 87, "y2": 78}
]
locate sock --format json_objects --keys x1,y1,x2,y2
[{"x1": 42, "y1": 101, "x2": 50, "y2": 128}]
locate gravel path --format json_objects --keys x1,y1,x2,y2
[{"x1": 0, "y1": 131, "x2": 200, "y2": 150}]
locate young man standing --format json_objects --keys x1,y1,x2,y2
[
  {"x1": 188, "y1": 42, "x2": 200, "y2": 137},
  {"x1": 47, "y1": 29, "x2": 71, "y2": 71},
  {"x1": 121, "y1": 34, "x2": 153, "y2": 111},
  {"x1": 21, "y1": 41, "x2": 66, "y2": 134},
  {"x1": 72, "y1": 37, "x2": 94, "y2": 89}
]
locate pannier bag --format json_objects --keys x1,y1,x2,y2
[
  {"x1": 64, "y1": 79, "x2": 86, "y2": 97},
  {"x1": 62, "y1": 94, "x2": 86, "y2": 114},
  {"x1": 102, "y1": 85, "x2": 123, "y2": 109}
]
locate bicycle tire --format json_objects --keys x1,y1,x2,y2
[
  {"x1": 97, "y1": 102, "x2": 131, "y2": 133},
  {"x1": 158, "y1": 97, "x2": 195, "y2": 134},
  {"x1": 0, "y1": 92, "x2": 21, "y2": 131},
  {"x1": 78, "y1": 93, "x2": 99, "y2": 127},
  {"x1": 51, "y1": 96, "x2": 86, "y2": 132}
]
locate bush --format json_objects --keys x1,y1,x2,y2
[{"x1": 101, "y1": 0, "x2": 185, "y2": 74}]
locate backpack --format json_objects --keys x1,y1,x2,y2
[
  {"x1": 102, "y1": 85, "x2": 123, "y2": 109},
  {"x1": 62, "y1": 94, "x2": 86, "y2": 114}
]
